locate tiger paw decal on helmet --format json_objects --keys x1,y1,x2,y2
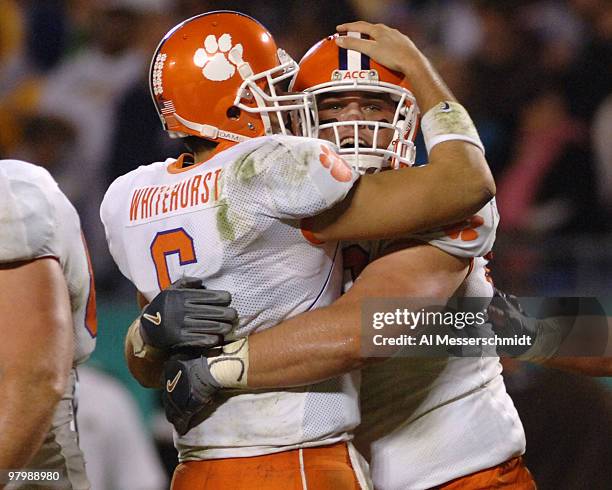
[
  {"x1": 150, "y1": 11, "x2": 308, "y2": 143},
  {"x1": 193, "y1": 34, "x2": 244, "y2": 81}
]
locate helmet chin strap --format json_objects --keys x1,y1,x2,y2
[
  {"x1": 174, "y1": 113, "x2": 250, "y2": 144},
  {"x1": 342, "y1": 153, "x2": 388, "y2": 175}
]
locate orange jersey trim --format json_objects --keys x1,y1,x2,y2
[
  {"x1": 301, "y1": 227, "x2": 325, "y2": 245},
  {"x1": 167, "y1": 153, "x2": 206, "y2": 174},
  {"x1": 166, "y1": 141, "x2": 236, "y2": 174}
]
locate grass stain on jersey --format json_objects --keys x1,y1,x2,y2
[
  {"x1": 233, "y1": 151, "x2": 259, "y2": 183},
  {"x1": 275, "y1": 147, "x2": 309, "y2": 185},
  {"x1": 216, "y1": 199, "x2": 236, "y2": 241}
]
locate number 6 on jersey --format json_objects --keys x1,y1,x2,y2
[{"x1": 150, "y1": 228, "x2": 197, "y2": 289}]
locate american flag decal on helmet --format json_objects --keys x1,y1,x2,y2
[
  {"x1": 161, "y1": 100, "x2": 176, "y2": 115},
  {"x1": 338, "y1": 32, "x2": 370, "y2": 71},
  {"x1": 159, "y1": 99, "x2": 179, "y2": 130}
]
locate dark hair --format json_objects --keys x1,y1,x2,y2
[{"x1": 183, "y1": 136, "x2": 218, "y2": 155}]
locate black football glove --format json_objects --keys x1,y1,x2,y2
[
  {"x1": 140, "y1": 277, "x2": 237, "y2": 351},
  {"x1": 489, "y1": 292, "x2": 587, "y2": 357},
  {"x1": 162, "y1": 353, "x2": 221, "y2": 435},
  {"x1": 488, "y1": 288, "x2": 538, "y2": 356}
]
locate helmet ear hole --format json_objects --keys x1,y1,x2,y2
[{"x1": 226, "y1": 106, "x2": 241, "y2": 120}]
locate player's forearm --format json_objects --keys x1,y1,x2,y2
[
  {"x1": 0, "y1": 370, "x2": 66, "y2": 469},
  {"x1": 128, "y1": 295, "x2": 167, "y2": 388},
  {"x1": 0, "y1": 259, "x2": 73, "y2": 469},
  {"x1": 525, "y1": 315, "x2": 612, "y2": 375},
  {"x1": 245, "y1": 245, "x2": 468, "y2": 388},
  {"x1": 379, "y1": 142, "x2": 493, "y2": 235},
  {"x1": 126, "y1": 348, "x2": 165, "y2": 389},
  {"x1": 397, "y1": 46, "x2": 496, "y2": 218},
  {"x1": 492, "y1": 295, "x2": 612, "y2": 375},
  {"x1": 398, "y1": 44, "x2": 455, "y2": 114},
  {"x1": 428, "y1": 143, "x2": 495, "y2": 223},
  {"x1": 397, "y1": 50, "x2": 495, "y2": 227},
  {"x1": 307, "y1": 149, "x2": 493, "y2": 242},
  {"x1": 247, "y1": 301, "x2": 366, "y2": 388},
  {"x1": 541, "y1": 357, "x2": 612, "y2": 377},
  {"x1": 125, "y1": 327, "x2": 167, "y2": 389}
]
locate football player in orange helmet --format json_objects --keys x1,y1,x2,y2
[
  {"x1": 195, "y1": 23, "x2": 531, "y2": 490},
  {"x1": 139, "y1": 20, "x2": 530, "y2": 490},
  {"x1": 149, "y1": 10, "x2": 315, "y2": 156},
  {"x1": 221, "y1": 24, "x2": 530, "y2": 490},
  {"x1": 290, "y1": 31, "x2": 419, "y2": 174},
  {"x1": 111, "y1": 12, "x2": 497, "y2": 490}
]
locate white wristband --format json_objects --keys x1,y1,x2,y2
[
  {"x1": 208, "y1": 338, "x2": 249, "y2": 388},
  {"x1": 421, "y1": 101, "x2": 485, "y2": 155}
]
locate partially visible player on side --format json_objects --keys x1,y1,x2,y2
[
  {"x1": 0, "y1": 160, "x2": 96, "y2": 490},
  {"x1": 102, "y1": 12, "x2": 494, "y2": 490}
]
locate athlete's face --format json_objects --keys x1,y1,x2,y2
[{"x1": 317, "y1": 91, "x2": 396, "y2": 149}]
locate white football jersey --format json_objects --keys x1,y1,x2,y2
[
  {"x1": 0, "y1": 160, "x2": 97, "y2": 364},
  {"x1": 348, "y1": 199, "x2": 527, "y2": 490},
  {"x1": 0, "y1": 160, "x2": 95, "y2": 489},
  {"x1": 101, "y1": 135, "x2": 362, "y2": 460}
]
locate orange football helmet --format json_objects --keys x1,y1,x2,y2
[
  {"x1": 291, "y1": 33, "x2": 419, "y2": 173},
  {"x1": 150, "y1": 11, "x2": 315, "y2": 150}
]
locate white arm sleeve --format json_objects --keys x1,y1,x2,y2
[
  {"x1": 226, "y1": 136, "x2": 359, "y2": 220},
  {"x1": 382, "y1": 198, "x2": 499, "y2": 259},
  {"x1": 0, "y1": 160, "x2": 66, "y2": 263}
]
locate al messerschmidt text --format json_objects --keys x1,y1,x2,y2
[{"x1": 372, "y1": 334, "x2": 533, "y2": 347}]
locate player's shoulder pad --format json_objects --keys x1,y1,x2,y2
[
  {"x1": 221, "y1": 135, "x2": 356, "y2": 220},
  {"x1": 101, "y1": 159, "x2": 168, "y2": 221},
  {"x1": 224, "y1": 135, "x2": 340, "y2": 183},
  {"x1": 104, "y1": 159, "x2": 169, "y2": 196},
  {"x1": 434, "y1": 198, "x2": 499, "y2": 258},
  {"x1": 268, "y1": 134, "x2": 339, "y2": 162},
  {"x1": 266, "y1": 135, "x2": 357, "y2": 195},
  {"x1": 388, "y1": 198, "x2": 499, "y2": 259},
  {"x1": 0, "y1": 160, "x2": 63, "y2": 263}
]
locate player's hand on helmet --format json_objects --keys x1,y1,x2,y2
[
  {"x1": 140, "y1": 277, "x2": 237, "y2": 352},
  {"x1": 335, "y1": 21, "x2": 421, "y2": 75},
  {"x1": 162, "y1": 353, "x2": 221, "y2": 435}
]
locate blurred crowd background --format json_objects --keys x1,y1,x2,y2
[{"x1": 1, "y1": 0, "x2": 610, "y2": 489}]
